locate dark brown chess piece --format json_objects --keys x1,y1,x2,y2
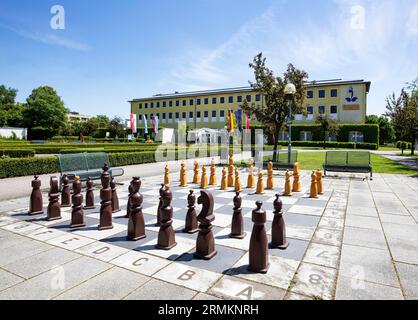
[
  {"x1": 126, "y1": 177, "x2": 140, "y2": 218},
  {"x1": 70, "y1": 176, "x2": 85, "y2": 228},
  {"x1": 110, "y1": 177, "x2": 121, "y2": 213},
  {"x1": 99, "y1": 164, "x2": 113, "y2": 230},
  {"x1": 183, "y1": 190, "x2": 198, "y2": 234},
  {"x1": 195, "y1": 190, "x2": 217, "y2": 260},
  {"x1": 29, "y1": 175, "x2": 43, "y2": 215},
  {"x1": 248, "y1": 201, "x2": 269, "y2": 273},
  {"x1": 47, "y1": 176, "x2": 61, "y2": 221},
  {"x1": 155, "y1": 184, "x2": 165, "y2": 227},
  {"x1": 127, "y1": 185, "x2": 146, "y2": 241},
  {"x1": 270, "y1": 194, "x2": 289, "y2": 249},
  {"x1": 156, "y1": 187, "x2": 177, "y2": 250},
  {"x1": 61, "y1": 175, "x2": 71, "y2": 208},
  {"x1": 84, "y1": 177, "x2": 95, "y2": 209},
  {"x1": 229, "y1": 191, "x2": 246, "y2": 239}
]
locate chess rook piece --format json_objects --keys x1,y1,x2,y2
[
  {"x1": 246, "y1": 159, "x2": 255, "y2": 189},
  {"x1": 127, "y1": 185, "x2": 146, "y2": 241},
  {"x1": 195, "y1": 190, "x2": 217, "y2": 260},
  {"x1": 200, "y1": 166, "x2": 208, "y2": 189},
  {"x1": 229, "y1": 192, "x2": 246, "y2": 239},
  {"x1": 180, "y1": 161, "x2": 187, "y2": 187},
  {"x1": 99, "y1": 164, "x2": 113, "y2": 230},
  {"x1": 126, "y1": 177, "x2": 141, "y2": 218},
  {"x1": 110, "y1": 177, "x2": 121, "y2": 213},
  {"x1": 156, "y1": 184, "x2": 165, "y2": 227},
  {"x1": 292, "y1": 162, "x2": 301, "y2": 193},
  {"x1": 266, "y1": 161, "x2": 274, "y2": 190},
  {"x1": 85, "y1": 177, "x2": 95, "y2": 209},
  {"x1": 61, "y1": 175, "x2": 71, "y2": 208},
  {"x1": 220, "y1": 167, "x2": 228, "y2": 190},
  {"x1": 270, "y1": 194, "x2": 289, "y2": 249},
  {"x1": 164, "y1": 164, "x2": 170, "y2": 187},
  {"x1": 29, "y1": 175, "x2": 43, "y2": 215},
  {"x1": 70, "y1": 176, "x2": 85, "y2": 228},
  {"x1": 156, "y1": 187, "x2": 177, "y2": 250},
  {"x1": 209, "y1": 159, "x2": 217, "y2": 185},
  {"x1": 228, "y1": 154, "x2": 235, "y2": 187},
  {"x1": 255, "y1": 170, "x2": 265, "y2": 194},
  {"x1": 316, "y1": 169, "x2": 323, "y2": 195},
  {"x1": 248, "y1": 201, "x2": 270, "y2": 273},
  {"x1": 234, "y1": 168, "x2": 242, "y2": 192},
  {"x1": 283, "y1": 170, "x2": 292, "y2": 196},
  {"x1": 310, "y1": 171, "x2": 318, "y2": 199},
  {"x1": 193, "y1": 161, "x2": 200, "y2": 184},
  {"x1": 47, "y1": 176, "x2": 61, "y2": 221},
  {"x1": 183, "y1": 190, "x2": 199, "y2": 233}
]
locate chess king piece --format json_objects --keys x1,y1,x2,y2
[
  {"x1": 85, "y1": 177, "x2": 95, "y2": 209},
  {"x1": 70, "y1": 176, "x2": 85, "y2": 228},
  {"x1": 234, "y1": 168, "x2": 242, "y2": 192},
  {"x1": 292, "y1": 162, "x2": 301, "y2": 193},
  {"x1": 99, "y1": 164, "x2": 113, "y2": 230},
  {"x1": 47, "y1": 176, "x2": 61, "y2": 221},
  {"x1": 266, "y1": 161, "x2": 274, "y2": 190},
  {"x1": 127, "y1": 184, "x2": 146, "y2": 241},
  {"x1": 110, "y1": 177, "x2": 121, "y2": 213},
  {"x1": 255, "y1": 170, "x2": 265, "y2": 194},
  {"x1": 183, "y1": 190, "x2": 199, "y2": 233},
  {"x1": 246, "y1": 158, "x2": 255, "y2": 189},
  {"x1": 164, "y1": 164, "x2": 170, "y2": 187},
  {"x1": 200, "y1": 166, "x2": 208, "y2": 189},
  {"x1": 209, "y1": 159, "x2": 217, "y2": 185},
  {"x1": 156, "y1": 187, "x2": 177, "y2": 250},
  {"x1": 29, "y1": 175, "x2": 43, "y2": 215},
  {"x1": 180, "y1": 161, "x2": 187, "y2": 187},
  {"x1": 228, "y1": 154, "x2": 235, "y2": 187},
  {"x1": 316, "y1": 169, "x2": 323, "y2": 195},
  {"x1": 310, "y1": 171, "x2": 318, "y2": 199},
  {"x1": 229, "y1": 192, "x2": 246, "y2": 239},
  {"x1": 156, "y1": 183, "x2": 165, "y2": 227},
  {"x1": 193, "y1": 161, "x2": 200, "y2": 184},
  {"x1": 126, "y1": 177, "x2": 141, "y2": 218},
  {"x1": 248, "y1": 201, "x2": 270, "y2": 273},
  {"x1": 270, "y1": 194, "x2": 289, "y2": 249},
  {"x1": 283, "y1": 170, "x2": 292, "y2": 196},
  {"x1": 220, "y1": 167, "x2": 228, "y2": 190},
  {"x1": 61, "y1": 175, "x2": 71, "y2": 208},
  {"x1": 195, "y1": 190, "x2": 217, "y2": 260}
]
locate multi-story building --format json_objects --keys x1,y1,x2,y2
[{"x1": 67, "y1": 111, "x2": 92, "y2": 123}]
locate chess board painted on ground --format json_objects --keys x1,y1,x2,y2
[{"x1": 0, "y1": 167, "x2": 350, "y2": 300}]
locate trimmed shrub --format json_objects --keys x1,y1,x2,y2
[
  {"x1": 1, "y1": 149, "x2": 35, "y2": 158},
  {"x1": 0, "y1": 157, "x2": 59, "y2": 178}
]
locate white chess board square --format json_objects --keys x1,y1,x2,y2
[
  {"x1": 211, "y1": 213, "x2": 232, "y2": 228},
  {"x1": 25, "y1": 227, "x2": 67, "y2": 241},
  {"x1": 86, "y1": 210, "x2": 127, "y2": 220},
  {"x1": 214, "y1": 228, "x2": 250, "y2": 251},
  {"x1": 265, "y1": 196, "x2": 298, "y2": 205},
  {"x1": 2, "y1": 221, "x2": 43, "y2": 235},
  {"x1": 267, "y1": 224, "x2": 315, "y2": 241},
  {"x1": 47, "y1": 233, "x2": 96, "y2": 250},
  {"x1": 145, "y1": 218, "x2": 184, "y2": 232},
  {"x1": 72, "y1": 222, "x2": 126, "y2": 240},
  {"x1": 0, "y1": 215, "x2": 20, "y2": 227},
  {"x1": 75, "y1": 241, "x2": 129, "y2": 262},
  {"x1": 140, "y1": 236, "x2": 195, "y2": 260},
  {"x1": 287, "y1": 205, "x2": 324, "y2": 216}
]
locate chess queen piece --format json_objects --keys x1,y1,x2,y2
[
  {"x1": 70, "y1": 176, "x2": 85, "y2": 228},
  {"x1": 270, "y1": 194, "x2": 289, "y2": 249},
  {"x1": 248, "y1": 201, "x2": 269, "y2": 273},
  {"x1": 126, "y1": 177, "x2": 141, "y2": 218},
  {"x1": 127, "y1": 185, "x2": 146, "y2": 241},
  {"x1": 195, "y1": 190, "x2": 217, "y2": 260},
  {"x1": 164, "y1": 164, "x2": 170, "y2": 187},
  {"x1": 156, "y1": 183, "x2": 165, "y2": 227},
  {"x1": 29, "y1": 175, "x2": 43, "y2": 215},
  {"x1": 183, "y1": 190, "x2": 199, "y2": 233},
  {"x1": 283, "y1": 170, "x2": 292, "y2": 196},
  {"x1": 316, "y1": 169, "x2": 323, "y2": 195},
  {"x1": 200, "y1": 166, "x2": 208, "y2": 189},
  {"x1": 193, "y1": 161, "x2": 200, "y2": 184},
  {"x1": 266, "y1": 161, "x2": 274, "y2": 190},
  {"x1": 156, "y1": 187, "x2": 177, "y2": 250},
  {"x1": 110, "y1": 177, "x2": 121, "y2": 213},
  {"x1": 220, "y1": 167, "x2": 228, "y2": 190},
  {"x1": 180, "y1": 161, "x2": 187, "y2": 187},
  {"x1": 229, "y1": 191, "x2": 246, "y2": 239},
  {"x1": 246, "y1": 159, "x2": 255, "y2": 189},
  {"x1": 47, "y1": 176, "x2": 61, "y2": 221},
  {"x1": 61, "y1": 175, "x2": 71, "y2": 208},
  {"x1": 99, "y1": 164, "x2": 113, "y2": 230},
  {"x1": 310, "y1": 171, "x2": 318, "y2": 199},
  {"x1": 85, "y1": 177, "x2": 95, "y2": 209},
  {"x1": 209, "y1": 158, "x2": 217, "y2": 185},
  {"x1": 292, "y1": 162, "x2": 301, "y2": 192},
  {"x1": 234, "y1": 168, "x2": 242, "y2": 192},
  {"x1": 228, "y1": 154, "x2": 235, "y2": 187},
  {"x1": 255, "y1": 170, "x2": 265, "y2": 194}
]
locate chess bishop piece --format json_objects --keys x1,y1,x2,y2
[
  {"x1": 111, "y1": 177, "x2": 121, "y2": 213},
  {"x1": 316, "y1": 169, "x2": 323, "y2": 195},
  {"x1": 70, "y1": 176, "x2": 85, "y2": 228},
  {"x1": 29, "y1": 175, "x2": 43, "y2": 215},
  {"x1": 180, "y1": 161, "x2": 187, "y2": 187},
  {"x1": 61, "y1": 175, "x2": 71, "y2": 208},
  {"x1": 164, "y1": 164, "x2": 170, "y2": 187},
  {"x1": 156, "y1": 184, "x2": 165, "y2": 227},
  {"x1": 228, "y1": 154, "x2": 235, "y2": 187},
  {"x1": 99, "y1": 164, "x2": 113, "y2": 230},
  {"x1": 85, "y1": 177, "x2": 95, "y2": 209},
  {"x1": 195, "y1": 190, "x2": 217, "y2": 260},
  {"x1": 234, "y1": 168, "x2": 242, "y2": 192},
  {"x1": 127, "y1": 184, "x2": 146, "y2": 241},
  {"x1": 193, "y1": 161, "x2": 200, "y2": 184},
  {"x1": 292, "y1": 162, "x2": 301, "y2": 192},
  {"x1": 200, "y1": 166, "x2": 208, "y2": 189},
  {"x1": 47, "y1": 176, "x2": 61, "y2": 221},
  {"x1": 220, "y1": 167, "x2": 228, "y2": 190},
  {"x1": 248, "y1": 201, "x2": 270, "y2": 273},
  {"x1": 310, "y1": 171, "x2": 318, "y2": 198},
  {"x1": 255, "y1": 170, "x2": 265, "y2": 194},
  {"x1": 246, "y1": 159, "x2": 255, "y2": 189},
  {"x1": 183, "y1": 190, "x2": 199, "y2": 233},
  {"x1": 266, "y1": 161, "x2": 274, "y2": 190},
  {"x1": 156, "y1": 187, "x2": 177, "y2": 250},
  {"x1": 270, "y1": 194, "x2": 289, "y2": 249},
  {"x1": 209, "y1": 159, "x2": 217, "y2": 185},
  {"x1": 229, "y1": 192, "x2": 246, "y2": 239},
  {"x1": 283, "y1": 170, "x2": 292, "y2": 196}
]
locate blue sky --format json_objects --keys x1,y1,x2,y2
[{"x1": 0, "y1": 0, "x2": 417, "y2": 118}]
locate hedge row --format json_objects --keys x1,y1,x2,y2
[
  {"x1": 0, "y1": 157, "x2": 59, "y2": 178},
  {"x1": 1, "y1": 149, "x2": 35, "y2": 158},
  {"x1": 276, "y1": 141, "x2": 378, "y2": 150}
]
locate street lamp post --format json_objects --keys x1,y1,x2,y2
[{"x1": 284, "y1": 83, "x2": 296, "y2": 164}]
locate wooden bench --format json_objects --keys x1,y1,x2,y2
[{"x1": 323, "y1": 150, "x2": 373, "y2": 180}]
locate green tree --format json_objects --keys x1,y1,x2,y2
[
  {"x1": 366, "y1": 115, "x2": 395, "y2": 145},
  {"x1": 315, "y1": 114, "x2": 340, "y2": 148},
  {"x1": 109, "y1": 116, "x2": 126, "y2": 138},
  {"x1": 242, "y1": 53, "x2": 308, "y2": 161},
  {"x1": 0, "y1": 85, "x2": 17, "y2": 106}
]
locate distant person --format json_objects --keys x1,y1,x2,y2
[{"x1": 79, "y1": 131, "x2": 84, "y2": 143}]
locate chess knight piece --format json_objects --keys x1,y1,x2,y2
[
  {"x1": 70, "y1": 176, "x2": 85, "y2": 228},
  {"x1": 61, "y1": 175, "x2": 71, "y2": 208},
  {"x1": 246, "y1": 158, "x2": 255, "y2": 189},
  {"x1": 183, "y1": 190, "x2": 199, "y2": 234},
  {"x1": 228, "y1": 154, "x2": 235, "y2": 187},
  {"x1": 164, "y1": 164, "x2": 170, "y2": 187},
  {"x1": 195, "y1": 190, "x2": 217, "y2": 260},
  {"x1": 156, "y1": 187, "x2": 177, "y2": 250},
  {"x1": 209, "y1": 158, "x2": 217, "y2": 185},
  {"x1": 111, "y1": 177, "x2": 121, "y2": 213},
  {"x1": 310, "y1": 171, "x2": 318, "y2": 199},
  {"x1": 156, "y1": 183, "x2": 165, "y2": 227},
  {"x1": 229, "y1": 192, "x2": 246, "y2": 239},
  {"x1": 270, "y1": 194, "x2": 289, "y2": 249},
  {"x1": 266, "y1": 161, "x2": 274, "y2": 190},
  {"x1": 316, "y1": 169, "x2": 323, "y2": 195},
  {"x1": 180, "y1": 161, "x2": 187, "y2": 187},
  {"x1": 200, "y1": 166, "x2": 208, "y2": 189},
  {"x1": 85, "y1": 177, "x2": 95, "y2": 209},
  {"x1": 126, "y1": 177, "x2": 141, "y2": 218},
  {"x1": 248, "y1": 201, "x2": 270, "y2": 273},
  {"x1": 99, "y1": 164, "x2": 113, "y2": 230},
  {"x1": 127, "y1": 184, "x2": 146, "y2": 241},
  {"x1": 292, "y1": 162, "x2": 301, "y2": 192},
  {"x1": 234, "y1": 168, "x2": 242, "y2": 192},
  {"x1": 193, "y1": 161, "x2": 200, "y2": 184},
  {"x1": 283, "y1": 170, "x2": 292, "y2": 196},
  {"x1": 220, "y1": 167, "x2": 228, "y2": 190},
  {"x1": 255, "y1": 170, "x2": 265, "y2": 194},
  {"x1": 29, "y1": 175, "x2": 43, "y2": 215},
  {"x1": 47, "y1": 176, "x2": 61, "y2": 221}
]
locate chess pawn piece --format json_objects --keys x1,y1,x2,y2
[
  {"x1": 270, "y1": 194, "x2": 289, "y2": 249},
  {"x1": 209, "y1": 159, "x2": 217, "y2": 185},
  {"x1": 183, "y1": 190, "x2": 199, "y2": 233},
  {"x1": 229, "y1": 192, "x2": 246, "y2": 239},
  {"x1": 200, "y1": 166, "x2": 208, "y2": 189},
  {"x1": 61, "y1": 175, "x2": 71, "y2": 208},
  {"x1": 164, "y1": 164, "x2": 170, "y2": 187},
  {"x1": 310, "y1": 171, "x2": 318, "y2": 199},
  {"x1": 126, "y1": 177, "x2": 141, "y2": 218},
  {"x1": 266, "y1": 161, "x2": 274, "y2": 190},
  {"x1": 156, "y1": 187, "x2": 177, "y2": 250},
  {"x1": 292, "y1": 162, "x2": 301, "y2": 193},
  {"x1": 179, "y1": 161, "x2": 187, "y2": 187},
  {"x1": 127, "y1": 186, "x2": 146, "y2": 241},
  {"x1": 255, "y1": 170, "x2": 265, "y2": 194},
  {"x1": 316, "y1": 169, "x2": 323, "y2": 195},
  {"x1": 29, "y1": 175, "x2": 43, "y2": 215},
  {"x1": 193, "y1": 161, "x2": 200, "y2": 184},
  {"x1": 248, "y1": 201, "x2": 270, "y2": 273},
  {"x1": 234, "y1": 168, "x2": 242, "y2": 192},
  {"x1": 99, "y1": 164, "x2": 113, "y2": 230},
  {"x1": 70, "y1": 176, "x2": 85, "y2": 228},
  {"x1": 220, "y1": 167, "x2": 228, "y2": 190},
  {"x1": 228, "y1": 154, "x2": 235, "y2": 187},
  {"x1": 85, "y1": 177, "x2": 95, "y2": 209},
  {"x1": 246, "y1": 159, "x2": 255, "y2": 189},
  {"x1": 47, "y1": 176, "x2": 61, "y2": 221},
  {"x1": 110, "y1": 177, "x2": 121, "y2": 213},
  {"x1": 156, "y1": 183, "x2": 165, "y2": 227},
  {"x1": 195, "y1": 190, "x2": 217, "y2": 260},
  {"x1": 283, "y1": 170, "x2": 292, "y2": 196}
]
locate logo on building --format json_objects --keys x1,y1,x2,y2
[{"x1": 345, "y1": 86, "x2": 358, "y2": 103}]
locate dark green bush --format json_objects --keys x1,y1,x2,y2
[
  {"x1": 0, "y1": 157, "x2": 59, "y2": 178},
  {"x1": 1, "y1": 149, "x2": 35, "y2": 158},
  {"x1": 276, "y1": 141, "x2": 377, "y2": 150}
]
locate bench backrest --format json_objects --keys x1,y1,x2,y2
[
  {"x1": 57, "y1": 152, "x2": 109, "y2": 174},
  {"x1": 325, "y1": 151, "x2": 347, "y2": 166},
  {"x1": 277, "y1": 150, "x2": 298, "y2": 164},
  {"x1": 325, "y1": 151, "x2": 370, "y2": 167}
]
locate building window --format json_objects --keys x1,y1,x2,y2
[
  {"x1": 204, "y1": 98, "x2": 209, "y2": 105},
  {"x1": 319, "y1": 90, "x2": 326, "y2": 98},
  {"x1": 175, "y1": 112, "x2": 179, "y2": 119},
  {"x1": 139, "y1": 103, "x2": 142, "y2": 109},
  {"x1": 237, "y1": 96, "x2": 242, "y2": 103},
  {"x1": 300, "y1": 131, "x2": 313, "y2": 141},
  {"x1": 150, "y1": 102, "x2": 154, "y2": 108},
  {"x1": 197, "y1": 98, "x2": 201, "y2": 105},
  {"x1": 256, "y1": 94, "x2": 261, "y2": 102},
  {"x1": 212, "y1": 110, "x2": 216, "y2": 118},
  {"x1": 196, "y1": 111, "x2": 201, "y2": 118},
  {"x1": 318, "y1": 106, "x2": 325, "y2": 114},
  {"x1": 212, "y1": 97, "x2": 217, "y2": 104},
  {"x1": 168, "y1": 101, "x2": 172, "y2": 107},
  {"x1": 190, "y1": 99, "x2": 194, "y2": 106},
  {"x1": 307, "y1": 91, "x2": 313, "y2": 99},
  {"x1": 220, "y1": 97, "x2": 225, "y2": 104},
  {"x1": 162, "y1": 101, "x2": 166, "y2": 108},
  {"x1": 182, "y1": 100, "x2": 186, "y2": 107},
  {"x1": 176, "y1": 100, "x2": 179, "y2": 107},
  {"x1": 246, "y1": 95, "x2": 251, "y2": 102},
  {"x1": 228, "y1": 96, "x2": 233, "y2": 103},
  {"x1": 330, "y1": 105, "x2": 338, "y2": 114},
  {"x1": 182, "y1": 112, "x2": 186, "y2": 119},
  {"x1": 138, "y1": 114, "x2": 142, "y2": 121},
  {"x1": 156, "y1": 102, "x2": 160, "y2": 108},
  {"x1": 189, "y1": 111, "x2": 193, "y2": 118},
  {"x1": 220, "y1": 110, "x2": 225, "y2": 117},
  {"x1": 349, "y1": 131, "x2": 364, "y2": 143},
  {"x1": 144, "y1": 103, "x2": 148, "y2": 109},
  {"x1": 162, "y1": 113, "x2": 166, "y2": 119},
  {"x1": 169, "y1": 113, "x2": 172, "y2": 119},
  {"x1": 307, "y1": 106, "x2": 313, "y2": 114},
  {"x1": 204, "y1": 111, "x2": 209, "y2": 117},
  {"x1": 331, "y1": 89, "x2": 338, "y2": 97}
]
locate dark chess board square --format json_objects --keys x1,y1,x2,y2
[
  {"x1": 284, "y1": 213, "x2": 320, "y2": 227},
  {"x1": 268, "y1": 236, "x2": 309, "y2": 261},
  {"x1": 175, "y1": 226, "x2": 223, "y2": 241},
  {"x1": 101, "y1": 230, "x2": 159, "y2": 250}
]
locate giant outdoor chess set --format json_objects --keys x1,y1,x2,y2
[{"x1": 0, "y1": 156, "x2": 350, "y2": 300}]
